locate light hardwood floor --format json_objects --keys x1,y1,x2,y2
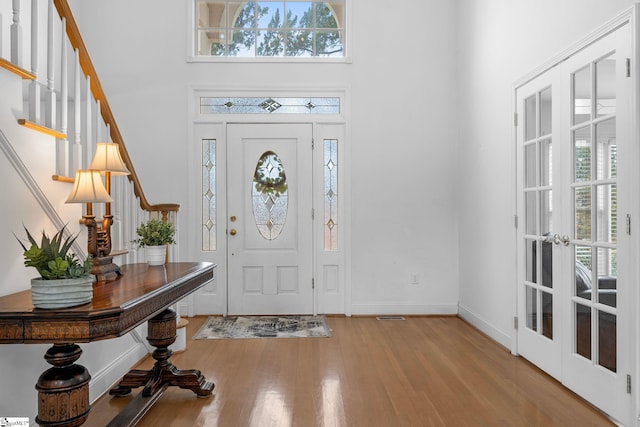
[{"x1": 87, "y1": 316, "x2": 613, "y2": 426}]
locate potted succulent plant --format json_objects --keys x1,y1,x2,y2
[
  {"x1": 133, "y1": 218, "x2": 176, "y2": 266},
  {"x1": 15, "y1": 225, "x2": 93, "y2": 309}
]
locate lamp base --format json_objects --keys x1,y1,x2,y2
[{"x1": 91, "y1": 255, "x2": 122, "y2": 282}]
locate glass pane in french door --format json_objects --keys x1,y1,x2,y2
[
  {"x1": 523, "y1": 87, "x2": 554, "y2": 340},
  {"x1": 571, "y1": 55, "x2": 617, "y2": 373}
]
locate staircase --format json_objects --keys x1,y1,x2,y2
[{"x1": 0, "y1": 0, "x2": 179, "y2": 264}]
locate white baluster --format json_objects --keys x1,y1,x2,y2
[
  {"x1": 57, "y1": 18, "x2": 69, "y2": 176},
  {"x1": 134, "y1": 200, "x2": 144, "y2": 264},
  {"x1": 126, "y1": 188, "x2": 135, "y2": 264},
  {"x1": 10, "y1": 0, "x2": 22, "y2": 66},
  {"x1": 46, "y1": 0, "x2": 56, "y2": 129},
  {"x1": 72, "y1": 49, "x2": 82, "y2": 171},
  {"x1": 170, "y1": 212, "x2": 179, "y2": 262},
  {"x1": 112, "y1": 172, "x2": 124, "y2": 252},
  {"x1": 122, "y1": 183, "x2": 131, "y2": 264},
  {"x1": 96, "y1": 100, "x2": 102, "y2": 142},
  {"x1": 85, "y1": 75, "x2": 93, "y2": 167},
  {"x1": 28, "y1": 0, "x2": 40, "y2": 122},
  {"x1": 131, "y1": 193, "x2": 139, "y2": 264}
]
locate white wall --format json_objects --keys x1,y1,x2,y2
[
  {"x1": 71, "y1": 0, "x2": 461, "y2": 315},
  {"x1": 456, "y1": 0, "x2": 636, "y2": 347}
]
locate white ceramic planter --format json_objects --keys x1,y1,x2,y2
[
  {"x1": 30, "y1": 276, "x2": 94, "y2": 309},
  {"x1": 146, "y1": 245, "x2": 166, "y2": 266}
]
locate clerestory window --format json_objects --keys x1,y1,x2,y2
[{"x1": 193, "y1": 0, "x2": 346, "y2": 58}]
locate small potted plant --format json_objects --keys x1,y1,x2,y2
[
  {"x1": 133, "y1": 218, "x2": 176, "y2": 266},
  {"x1": 15, "y1": 225, "x2": 93, "y2": 309}
]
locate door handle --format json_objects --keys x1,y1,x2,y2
[
  {"x1": 550, "y1": 233, "x2": 570, "y2": 246},
  {"x1": 229, "y1": 229, "x2": 237, "y2": 236}
]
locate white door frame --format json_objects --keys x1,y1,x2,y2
[
  {"x1": 185, "y1": 87, "x2": 351, "y2": 317},
  {"x1": 512, "y1": 6, "x2": 640, "y2": 425}
]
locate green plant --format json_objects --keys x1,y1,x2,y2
[
  {"x1": 15, "y1": 225, "x2": 91, "y2": 280},
  {"x1": 134, "y1": 218, "x2": 176, "y2": 247}
]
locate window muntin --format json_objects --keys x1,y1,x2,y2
[{"x1": 195, "y1": 0, "x2": 345, "y2": 57}]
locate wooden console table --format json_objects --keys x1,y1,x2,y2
[{"x1": 0, "y1": 262, "x2": 216, "y2": 426}]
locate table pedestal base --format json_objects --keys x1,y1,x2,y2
[
  {"x1": 36, "y1": 344, "x2": 91, "y2": 427},
  {"x1": 109, "y1": 308, "x2": 214, "y2": 398}
]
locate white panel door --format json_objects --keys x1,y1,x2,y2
[{"x1": 227, "y1": 123, "x2": 313, "y2": 315}]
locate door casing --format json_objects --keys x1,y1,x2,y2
[{"x1": 185, "y1": 88, "x2": 349, "y2": 317}]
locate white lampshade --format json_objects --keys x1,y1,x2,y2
[
  {"x1": 89, "y1": 142, "x2": 131, "y2": 175},
  {"x1": 65, "y1": 170, "x2": 113, "y2": 203}
]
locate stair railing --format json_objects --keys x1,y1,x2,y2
[{"x1": 0, "y1": 0, "x2": 179, "y2": 264}]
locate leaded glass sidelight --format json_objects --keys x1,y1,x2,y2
[
  {"x1": 252, "y1": 151, "x2": 288, "y2": 240},
  {"x1": 324, "y1": 139, "x2": 338, "y2": 250},
  {"x1": 202, "y1": 139, "x2": 217, "y2": 250}
]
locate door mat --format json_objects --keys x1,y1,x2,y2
[{"x1": 192, "y1": 315, "x2": 332, "y2": 340}]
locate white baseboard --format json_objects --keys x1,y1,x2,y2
[
  {"x1": 458, "y1": 303, "x2": 512, "y2": 350},
  {"x1": 88, "y1": 342, "x2": 149, "y2": 403},
  {"x1": 350, "y1": 303, "x2": 458, "y2": 316}
]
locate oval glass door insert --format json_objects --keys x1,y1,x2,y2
[{"x1": 252, "y1": 151, "x2": 288, "y2": 240}]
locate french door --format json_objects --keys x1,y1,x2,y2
[
  {"x1": 226, "y1": 123, "x2": 314, "y2": 315},
  {"x1": 516, "y1": 23, "x2": 633, "y2": 423},
  {"x1": 516, "y1": 69, "x2": 562, "y2": 379}
]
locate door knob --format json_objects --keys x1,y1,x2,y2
[
  {"x1": 551, "y1": 233, "x2": 570, "y2": 246},
  {"x1": 229, "y1": 229, "x2": 237, "y2": 236}
]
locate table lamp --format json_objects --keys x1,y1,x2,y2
[
  {"x1": 66, "y1": 142, "x2": 131, "y2": 282},
  {"x1": 65, "y1": 169, "x2": 114, "y2": 281}
]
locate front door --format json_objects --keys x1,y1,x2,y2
[
  {"x1": 516, "y1": 23, "x2": 632, "y2": 423},
  {"x1": 227, "y1": 123, "x2": 313, "y2": 315}
]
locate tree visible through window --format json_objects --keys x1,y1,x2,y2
[{"x1": 196, "y1": 1, "x2": 345, "y2": 57}]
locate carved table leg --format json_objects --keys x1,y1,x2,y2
[
  {"x1": 36, "y1": 343, "x2": 91, "y2": 427},
  {"x1": 110, "y1": 308, "x2": 214, "y2": 398}
]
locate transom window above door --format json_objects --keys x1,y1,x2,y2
[{"x1": 192, "y1": 0, "x2": 346, "y2": 59}]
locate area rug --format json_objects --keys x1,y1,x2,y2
[{"x1": 192, "y1": 315, "x2": 331, "y2": 340}]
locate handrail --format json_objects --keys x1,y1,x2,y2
[
  {"x1": 52, "y1": 0, "x2": 180, "y2": 215},
  {"x1": 0, "y1": 58, "x2": 36, "y2": 80}
]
